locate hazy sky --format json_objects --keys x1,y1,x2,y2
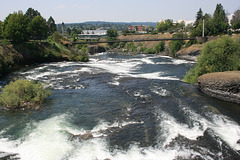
[{"x1": 0, "y1": 0, "x2": 239, "y2": 23}]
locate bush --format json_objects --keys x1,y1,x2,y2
[
  {"x1": 185, "y1": 40, "x2": 197, "y2": 48},
  {"x1": 139, "y1": 46, "x2": 147, "y2": 52},
  {"x1": 169, "y1": 41, "x2": 183, "y2": 57},
  {"x1": 0, "y1": 39, "x2": 11, "y2": 46},
  {"x1": 183, "y1": 36, "x2": 240, "y2": 84},
  {"x1": 145, "y1": 48, "x2": 156, "y2": 54},
  {"x1": 52, "y1": 31, "x2": 63, "y2": 43},
  {"x1": 155, "y1": 41, "x2": 165, "y2": 53},
  {"x1": 0, "y1": 79, "x2": 51, "y2": 109},
  {"x1": 119, "y1": 42, "x2": 126, "y2": 48},
  {"x1": 126, "y1": 42, "x2": 137, "y2": 52}
]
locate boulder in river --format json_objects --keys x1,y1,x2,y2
[{"x1": 197, "y1": 71, "x2": 240, "y2": 104}]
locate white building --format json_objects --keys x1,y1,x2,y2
[{"x1": 81, "y1": 30, "x2": 107, "y2": 36}]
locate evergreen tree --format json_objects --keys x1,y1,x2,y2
[
  {"x1": 231, "y1": 10, "x2": 240, "y2": 29},
  {"x1": 191, "y1": 14, "x2": 212, "y2": 37},
  {"x1": 47, "y1": 16, "x2": 57, "y2": 35},
  {"x1": 194, "y1": 8, "x2": 203, "y2": 28},
  {"x1": 0, "y1": 20, "x2": 2, "y2": 39},
  {"x1": 211, "y1": 4, "x2": 229, "y2": 35},
  {"x1": 25, "y1": 8, "x2": 41, "y2": 21}
]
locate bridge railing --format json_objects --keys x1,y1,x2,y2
[{"x1": 72, "y1": 38, "x2": 196, "y2": 45}]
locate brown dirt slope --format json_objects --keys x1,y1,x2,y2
[{"x1": 118, "y1": 33, "x2": 172, "y2": 48}]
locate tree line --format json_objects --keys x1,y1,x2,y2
[
  {"x1": 0, "y1": 8, "x2": 57, "y2": 43},
  {"x1": 156, "y1": 4, "x2": 240, "y2": 36}
]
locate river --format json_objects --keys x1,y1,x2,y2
[{"x1": 0, "y1": 53, "x2": 240, "y2": 160}]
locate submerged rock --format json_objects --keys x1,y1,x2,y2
[
  {"x1": 69, "y1": 131, "x2": 94, "y2": 141},
  {"x1": 0, "y1": 152, "x2": 20, "y2": 160},
  {"x1": 197, "y1": 71, "x2": 240, "y2": 104}
]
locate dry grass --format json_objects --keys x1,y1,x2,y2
[
  {"x1": 176, "y1": 44, "x2": 204, "y2": 56},
  {"x1": 118, "y1": 33, "x2": 173, "y2": 48}
]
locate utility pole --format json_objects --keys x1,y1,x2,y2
[
  {"x1": 202, "y1": 16, "x2": 205, "y2": 37},
  {"x1": 61, "y1": 22, "x2": 64, "y2": 36}
]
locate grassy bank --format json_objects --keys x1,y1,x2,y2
[{"x1": 0, "y1": 39, "x2": 88, "y2": 77}]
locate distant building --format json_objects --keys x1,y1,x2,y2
[
  {"x1": 128, "y1": 26, "x2": 136, "y2": 31},
  {"x1": 128, "y1": 25, "x2": 146, "y2": 32},
  {"x1": 80, "y1": 30, "x2": 107, "y2": 36}
]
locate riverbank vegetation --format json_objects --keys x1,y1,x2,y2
[
  {"x1": 0, "y1": 32, "x2": 89, "y2": 76},
  {"x1": 0, "y1": 79, "x2": 51, "y2": 109},
  {"x1": 183, "y1": 36, "x2": 240, "y2": 84},
  {"x1": 0, "y1": 8, "x2": 89, "y2": 77}
]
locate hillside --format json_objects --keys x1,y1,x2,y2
[
  {"x1": 118, "y1": 33, "x2": 173, "y2": 48},
  {"x1": 0, "y1": 41, "x2": 88, "y2": 77}
]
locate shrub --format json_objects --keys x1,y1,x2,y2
[
  {"x1": 126, "y1": 42, "x2": 137, "y2": 52},
  {"x1": 185, "y1": 40, "x2": 197, "y2": 48},
  {"x1": 169, "y1": 41, "x2": 183, "y2": 57},
  {"x1": 145, "y1": 48, "x2": 156, "y2": 54},
  {"x1": 119, "y1": 42, "x2": 126, "y2": 48},
  {"x1": 0, "y1": 79, "x2": 51, "y2": 109},
  {"x1": 183, "y1": 36, "x2": 240, "y2": 84},
  {"x1": 139, "y1": 46, "x2": 147, "y2": 52},
  {"x1": 52, "y1": 31, "x2": 63, "y2": 43},
  {"x1": 0, "y1": 39, "x2": 11, "y2": 46},
  {"x1": 155, "y1": 41, "x2": 165, "y2": 53}
]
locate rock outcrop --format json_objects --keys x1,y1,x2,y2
[
  {"x1": 197, "y1": 71, "x2": 240, "y2": 104},
  {"x1": 176, "y1": 44, "x2": 203, "y2": 61}
]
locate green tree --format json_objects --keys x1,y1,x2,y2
[
  {"x1": 231, "y1": 10, "x2": 240, "y2": 30},
  {"x1": 107, "y1": 28, "x2": 118, "y2": 38},
  {"x1": 211, "y1": 4, "x2": 229, "y2": 35},
  {"x1": 169, "y1": 32, "x2": 186, "y2": 57},
  {"x1": 191, "y1": 13, "x2": 212, "y2": 37},
  {"x1": 184, "y1": 37, "x2": 240, "y2": 84},
  {"x1": 47, "y1": 16, "x2": 57, "y2": 35},
  {"x1": 25, "y1": 8, "x2": 41, "y2": 21},
  {"x1": 107, "y1": 29, "x2": 118, "y2": 48},
  {"x1": 0, "y1": 20, "x2": 2, "y2": 39},
  {"x1": 194, "y1": 8, "x2": 203, "y2": 28},
  {"x1": 156, "y1": 19, "x2": 173, "y2": 32},
  {"x1": 66, "y1": 27, "x2": 71, "y2": 36},
  {"x1": 2, "y1": 11, "x2": 30, "y2": 43},
  {"x1": 28, "y1": 15, "x2": 48, "y2": 40}
]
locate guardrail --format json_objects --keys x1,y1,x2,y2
[{"x1": 72, "y1": 38, "x2": 196, "y2": 45}]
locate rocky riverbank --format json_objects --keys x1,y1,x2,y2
[
  {"x1": 0, "y1": 41, "x2": 88, "y2": 77},
  {"x1": 197, "y1": 71, "x2": 240, "y2": 104},
  {"x1": 176, "y1": 44, "x2": 204, "y2": 62}
]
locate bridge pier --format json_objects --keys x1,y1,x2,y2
[{"x1": 87, "y1": 45, "x2": 105, "y2": 54}]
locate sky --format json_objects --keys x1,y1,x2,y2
[{"x1": 0, "y1": 0, "x2": 239, "y2": 24}]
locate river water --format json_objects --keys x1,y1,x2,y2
[{"x1": 0, "y1": 53, "x2": 240, "y2": 160}]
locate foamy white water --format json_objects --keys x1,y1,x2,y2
[
  {"x1": 1, "y1": 108, "x2": 240, "y2": 159},
  {"x1": 1, "y1": 53, "x2": 239, "y2": 160}
]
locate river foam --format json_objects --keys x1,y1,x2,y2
[{"x1": 1, "y1": 53, "x2": 239, "y2": 159}]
